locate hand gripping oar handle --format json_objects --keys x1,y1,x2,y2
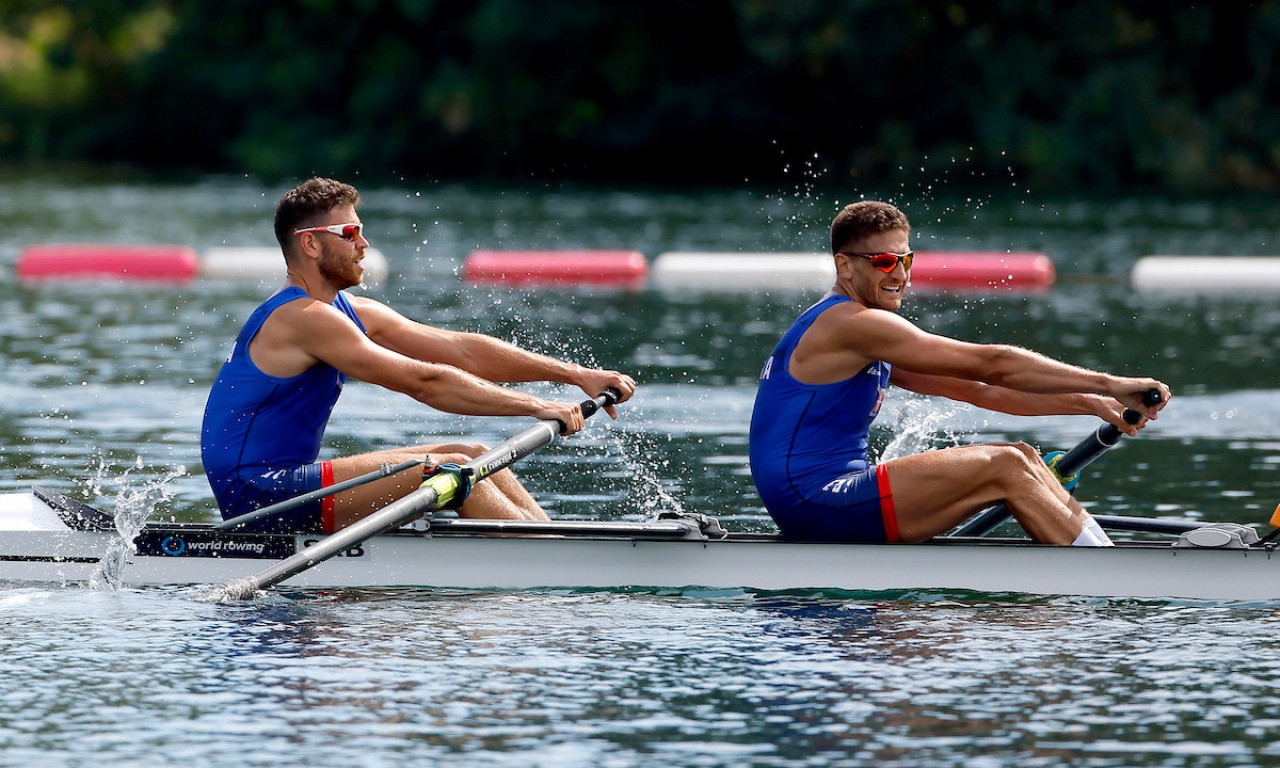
[
  {"x1": 951, "y1": 389, "x2": 1162, "y2": 538},
  {"x1": 211, "y1": 388, "x2": 621, "y2": 600}
]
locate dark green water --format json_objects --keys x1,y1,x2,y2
[{"x1": 1, "y1": 177, "x2": 1279, "y2": 767}]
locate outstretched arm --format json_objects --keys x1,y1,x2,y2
[
  {"x1": 816, "y1": 305, "x2": 1169, "y2": 427},
  {"x1": 348, "y1": 296, "x2": 636, "y2": 415},
  {"x1": 891, "y1": 368, "x2": 1157, "y2": 435}
]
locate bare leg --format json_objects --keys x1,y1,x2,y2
[
  {"x1": 885, "y1": 443, "x2": 1097, "y2": 544},
  {"x1": 326, "y1": 442, "x2": 548, "y2": 530}
]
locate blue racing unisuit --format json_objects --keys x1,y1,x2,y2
[
  {"x1": 748, "y1": 295, "x2": 897, "y2": 542},
  {"x1": 201, "y1": 286, "x2": 367, "y2": 532}
]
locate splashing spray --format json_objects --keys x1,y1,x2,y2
[
  {"x1": 87, "y1": 459, "x2": 186, "y2": 590},
  {"x1": 879, "y1": 395, "x2": 969, "y2": 462}
]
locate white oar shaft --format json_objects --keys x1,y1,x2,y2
[
  {"x1": 213, "y1": 389, "x2": 617, "y2": 600},
  {"x1": 218, "y1": 482, "x2": 445, "y2": 600},
  {"x1": 217, "y1": 421, "x2": 559, "y2": 599}
]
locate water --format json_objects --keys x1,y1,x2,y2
[{"x1": 2, "y1": 176, "x2": 1280, "y2": 766}]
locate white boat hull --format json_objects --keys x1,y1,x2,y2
[{"x1": 3, "y1": 489, "x2": 1277, "y2": 601}]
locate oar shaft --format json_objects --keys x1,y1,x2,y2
[
  {"x1": 214, "y1": 389, "x2": 618, "y2": 599},
  {"x1": 951, "y1": 422, "x2": 1122, "y2": 537},
  {"x1": 218, "y1": 483, "x2": 445, "y2": 600},
  {"x1": 950, "y1": 389, "x2": 1160, "y2": 538},
  {"x1": 1052, "y1": 423, "x2": 1124, "y2": 477}
]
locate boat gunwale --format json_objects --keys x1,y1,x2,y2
[{"x1": 26, "y1": 486, "x2": 1279, "y2": 556}]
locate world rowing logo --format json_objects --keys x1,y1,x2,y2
[
  {"x1": 157, "y1": 535, "x2": 270, "y2": 556},
  {"x1": 140, "y1": 533, "x2": 287, "y2": 559}
]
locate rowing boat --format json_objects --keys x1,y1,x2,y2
[{"x1": 4, "y1": 487, "x2": 1276, "y2": 601}]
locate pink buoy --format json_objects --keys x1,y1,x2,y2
[
  {"x1": 462, "y1": 250, "x2": 649, "y2": 289},
  {"x1": 18, "y1": 244, "x2": 200, "y2": 282},
  {"x1": 911, "y1": 251, "x2": 1055, "y2": 291}
]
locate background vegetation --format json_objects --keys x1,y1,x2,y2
[{"x1": 2, "y1": 0, "x2": 1278, "y2": 192}]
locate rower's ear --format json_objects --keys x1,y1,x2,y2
[
  {"x1": 294, "y1": 232, "x2": 323, "y2": 261},
  {"x1": 834, "y1": 252, "x2": 856, "y2": 279}
]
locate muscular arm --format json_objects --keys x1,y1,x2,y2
[
  {"x1": 798, "y1": 303, "x2": 1168, "y2": 425},
  {"x1": 890, "y1": 368, "x2": 1131, "y2": 424},
  {"x1": 262, "y1": 298, "x2": 586, "y2": 430},
  {"x1": 859, "y1": 310, "x2": 1116, "y2": 393},
  {"x1": 349, "y1": 296, "x2": 635, "y2": 409}
]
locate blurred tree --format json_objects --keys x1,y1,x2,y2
[
  {"x1": 0, "y1": 0, "x2": 175, "y2": 163},
  {"x1": 2, "y1": 0, "x2": 1279, "y2": 192}
]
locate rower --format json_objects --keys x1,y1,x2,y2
[
  {"x1": 748, "y1": 200, "x2": 1169, "y2": 546},
  {"x1": 200, "y1": 177, "x2": 636, "y2": 535}
]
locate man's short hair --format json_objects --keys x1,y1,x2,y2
[
  {"x1": 830, "y1": 201, "x2": 911, "y2": 254},
  {"x1": 274, "y1": 177, "x2": 360, "y2": 251}
]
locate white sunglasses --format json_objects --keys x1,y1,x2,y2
[{"x1": 292, "y1": 222, "x2": 364, "y2": 241}]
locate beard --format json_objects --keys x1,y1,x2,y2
[{"x1": 317, "y1": 242, "x2": 363, "y2": 289}]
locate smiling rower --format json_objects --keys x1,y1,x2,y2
[
  {"x1": 201, "y1": 177, "x2": 635, "y2": 534},
  {"x1": 748, "y1": 200, "x2": 1170, "y2": 546}
]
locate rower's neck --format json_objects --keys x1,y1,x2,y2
[
  {"x1": 825, "y1": 283, "x2": 860, "y2": 305},
  {"x1": 284, "y1": 272, "x2": 339, "y2": 303}
]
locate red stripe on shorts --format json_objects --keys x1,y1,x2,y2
[
  {"x1": 320, "y1": 461, "x2": 336, "y2": 533},
  {"x1": 876, "y1": 464, "x2": 901, "y2": 543}
]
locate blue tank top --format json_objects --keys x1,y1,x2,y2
[
  {"x1": 749, "y1": 295, "x2": 891, "y2": 508},
  {"x1": 201, "y1": 287, "x2": 367, "y2": 494}
]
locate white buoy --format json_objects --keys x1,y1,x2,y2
[
  {"x1": 651, "y1": 252, "x2": 834, "y2": 291},
  {"x1": 202, "y1": 247, "x2": 388, "y2": 282},
  {"x1": 1131, "y1": 256, "x2": 1280, "y2": 293},
  {"x1": 650, "y1": 250, "x2": 1055, "y2": 293}
]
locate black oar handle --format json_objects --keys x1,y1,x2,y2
[
  {"x1": 553, "y1": 386, "x2": 621, "y2": 433},
  {"x1": 1054, "y1": 388, "x2": 1162, "y2": 477},
  {"x1": 582, "y1": 387, "x2": 622, "y2": 419}
]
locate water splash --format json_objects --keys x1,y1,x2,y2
[
  {"x1": 468, "y1": 333, "x2": 686, "y2": 520},
  {"x1": 879, "y1": 395, "x2": 971, "y2": 462},
  {"x1": 762, "y1": 145, "x2": 830, "y2": 250},
  {"x1": 605, "y1": 427, "x2": 686, "y2": 519},
  {"x1": 86, "y1": 459, "x2": 187, "y2": 591}
]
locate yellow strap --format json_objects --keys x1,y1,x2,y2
[{"x1": 419, "y1": 471, "x2": 462, "y2": 511}]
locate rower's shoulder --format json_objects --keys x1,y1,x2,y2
[
  {"x1": 815, "y1": 300, "x2": 908, "y2": 331},
  {"x1": 270, "y1": 293, "x2": 368, "y2": 337}
]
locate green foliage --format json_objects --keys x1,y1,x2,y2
[{"x1": 1, "y1": 0, "x2": 1279, "y2": 191}]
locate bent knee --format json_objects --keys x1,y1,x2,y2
[
  {"x1": 429, "y1": 443, "x2": 488, "y2": 463},
  {"x1": 969, "y1": 443, "x2": 1038, "y2": 482},
  {"x1": 988, "y1": 442, "x2": 1038, "y2": 467},
  {"x1": 989, "y1": 442, "x2": 1058, "y2": 485},
  {"x1": 432, "y1": 442, "x2": 486, "y2": 455}
]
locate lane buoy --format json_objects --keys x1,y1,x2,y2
[
  {"x1": 18, "y1": 244, "x2": 200, "y2": 282},
  {"x1": 203, "y1": 247, "x2": 389, "y2": 282},
  {"x1": 651, "y1": 252, "x2": 834, "y2": 291},
  {"x1": 911, "y1": 251, "x2": 1055, "y2": 291},
  {"x1": 462, "y1": 250, "x2": 649, "y2": 288},
  {"x1": 1131, "y1": 256, "x2": 1280, "y2": 293}
]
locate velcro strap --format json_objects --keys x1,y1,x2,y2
[
  {"x1": 1044, "y1": 450, "x2": 1080, "y2": 492},
  {"x1": 420, "y1": 462, "x2": 475, "y2": 510}
]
